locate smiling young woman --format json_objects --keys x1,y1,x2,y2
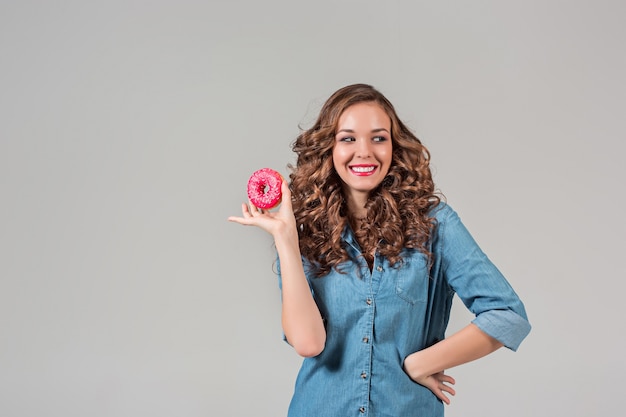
[{"x1": 229, "y1": 83, "x2": 531, "y2": 417}]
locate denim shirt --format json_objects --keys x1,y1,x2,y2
[{"x1": 277, "y1": 203, "x2": 531, "y2": 417}]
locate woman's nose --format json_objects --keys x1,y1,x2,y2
[{"x1": 356, "y1": 138, "x2": 372, "y2": 157}]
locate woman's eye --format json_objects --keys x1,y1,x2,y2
[
  {"x1": 373, "y1": 136, "x2": 387, "y2": 142},
  {"x1": 339, "y1": 136, "x2": 355, "y2": 142}
]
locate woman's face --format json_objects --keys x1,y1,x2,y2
[{"x1": 332, "y1": 102, "x2": 393, "y2": 201}]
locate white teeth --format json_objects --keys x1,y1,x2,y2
[{"x1": 351, "y1": 166, "x2": 375, "y2": 173}]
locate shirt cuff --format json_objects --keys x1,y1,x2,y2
[{"x1": 472, "y1": 309, "x2": 532, "y2": 351}]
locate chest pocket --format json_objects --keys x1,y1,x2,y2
[{"x1": 395, "y1": 251, "x2": 430, "y2": 305}]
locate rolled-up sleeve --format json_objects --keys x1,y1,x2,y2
[{"x1": 437, "y1": 204, "x2": 531, "y2": 351}]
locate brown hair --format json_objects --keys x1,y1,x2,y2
[{"x1": 288, "y1": 83, "x2": 441, "y2": 277}]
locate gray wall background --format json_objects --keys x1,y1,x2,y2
[{"x1": 1, "y1": 1, "x2": 624, "y2": 416}]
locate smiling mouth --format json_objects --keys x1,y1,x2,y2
[{"x1": 349, "y1": 165, "x2": 377, "y2": 175}]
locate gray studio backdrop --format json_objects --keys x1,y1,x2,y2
[{"x1": 1, "y1": 1, "x2": 624, "y2": 416}]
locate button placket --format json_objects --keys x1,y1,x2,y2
[{"x1": 359, "y1": 294, "x2": 374, "y2": 417}]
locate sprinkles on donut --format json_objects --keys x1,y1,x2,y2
[{"x1": 247, "y1": 168, "x2": 283, "y2": 209}]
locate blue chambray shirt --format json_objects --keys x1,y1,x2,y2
[{"x1": 277, "y1": 203, "x2": 531, "y2": 417}]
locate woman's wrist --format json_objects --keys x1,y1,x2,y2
[
  {"x1": 403, "y1": 351, "x2": 425, "y2": 381},
  {"x1": 274, "y1": 228, "x2": 299, "y2": 250}
]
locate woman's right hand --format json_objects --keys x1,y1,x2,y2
[{"x1": 227, "y1": 181, "x2": 298, "y2": 240}]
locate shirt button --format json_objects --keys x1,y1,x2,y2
[
  {"x1": 359, "y1": 406, "x2": 366, "y2": 413},
  {"x1": 361, "y1": 372, "x2": 367, "y2": 379},
  {"x1": 366, "y1": 298, "x2": 372, "y2": 305},
  {"x1": 376, "y1": 265, "x2": 383, "y2": 272},
  {"x1": 362, "y1": 337, "x2": 369, "y2": 343}
]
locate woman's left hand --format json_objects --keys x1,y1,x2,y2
[
  {"x1": 406, "y1": 369, "x2": 456, "y2": 405},
  {"x1": 403, "y1": 351, "x2": 456, "y2": 405}
]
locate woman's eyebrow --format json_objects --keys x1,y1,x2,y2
[{"x1": 336, "y1": 128, "x2": 390, "y2": 134}]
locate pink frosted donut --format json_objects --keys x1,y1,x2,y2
[{"x1": 247, "y1": 168, "x2": 283, "y2": 209}]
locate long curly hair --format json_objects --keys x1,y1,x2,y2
[{"x1": 289, "y1": 84, "x2": 441, "y2": 277}]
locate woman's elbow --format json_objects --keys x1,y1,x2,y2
[{"x1": 291, "y1": 336, "x2": 326, "y2": 358}]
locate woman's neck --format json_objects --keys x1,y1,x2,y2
[{"x1": 345, "y1": 191, "x2": 369, "y2": 220}]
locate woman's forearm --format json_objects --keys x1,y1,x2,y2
[
  {"x1": 274, "y1": 231, "x2": 326, "y2": 357},
  {"x1": 404, "y1": 323, "x2": 503, "y2": 381}
]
